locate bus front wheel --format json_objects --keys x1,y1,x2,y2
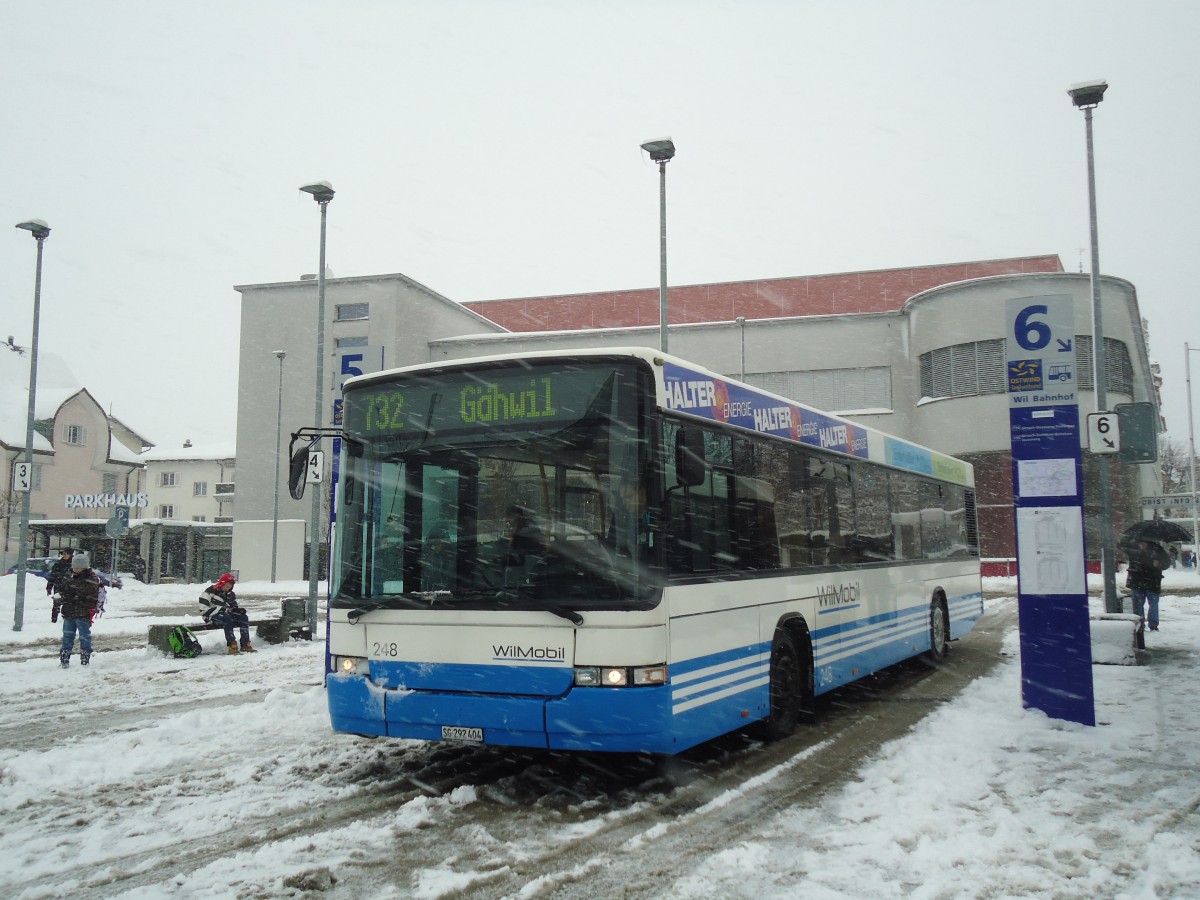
[{"x1": 758, "y1": 629, "x2": 811, "y2": 740}]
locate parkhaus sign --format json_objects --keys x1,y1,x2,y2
[{"x1": 64, "y1": 492, "x2": 150, "y2": 510}]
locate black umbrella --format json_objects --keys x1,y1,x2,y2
[{"x1": 1121, "y1": 519, "x2": 1193, "y2": 544}]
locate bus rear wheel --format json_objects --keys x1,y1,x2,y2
[
  {"x1": 758, "y1": 629, "x2": 810, "y2": 740},
  {"x1": 926, "y1": 596, "x2": 949, "y2": 662}
]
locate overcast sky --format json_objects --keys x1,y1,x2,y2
[{"x1": 3, "y1": 1, "x2": 1198, "y2": 450}]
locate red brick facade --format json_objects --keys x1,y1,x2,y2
[{"x1": 465, "y1": 255, "x2": 1065, "y2": 331}]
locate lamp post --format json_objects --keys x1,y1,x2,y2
[
  {"x1": 640, "y1": 137, "x2": 675, "y2": 353},
  {"x1": 270, "y1": 350, "x2": 286, "y2": 583},
  {"x1": 299, "y1": 181, "x2": 334, "y2": 636},
  {"x1": 12, "y1": 219, "x2": 50, "y2": 632},
  {"x1": 1186, "y1": 343, "x2": 1200, "y2": 568},
  {"x1": 736, "y1": 316, "x2": 746, "y2": 380},
  {"x1": 1068, "y1": 79, "x2": 1119, "y2": 613}
]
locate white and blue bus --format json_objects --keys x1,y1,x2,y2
[{"x1": 326, "y1": 348, "x2": 982, "y2": 754}]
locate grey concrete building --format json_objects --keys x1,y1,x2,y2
[{"x1": 232, "y1": 257, "x2": 1160, "y2": 579}]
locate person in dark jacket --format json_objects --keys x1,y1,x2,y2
[
  {"x1": 45, "y1": 548, "x2": 74, "y2": 596},
  {"x1": 1120, "y1": 537, "x2": 1171, "y2": 632},
  {"x1": 501, "y1": 506, "x2": 543, "y2": 586},
  {"x1": 52, "y1": 551, "x2": 100, "y2": 667},
  {"x1": 199, "y1": 572, "x2": 255, "y2": 654}
]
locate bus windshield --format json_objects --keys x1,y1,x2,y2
[{"x1": 331, "y1": 358, "x2": 661, "y2": 616}]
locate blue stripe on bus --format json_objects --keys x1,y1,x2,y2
[
  {"x1": 667, "y1": 643, "x2": 772, "y2": 719},
  {"x1": 816, "y1": 607, "x2": 926, "y2": 662},
  {"x1": 948, "y1": 591, "x2": 984, "y2": 639}
]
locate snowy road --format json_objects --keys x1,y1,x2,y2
[{"x1": 0, "y1": 578, "x2": 1016, "y2": 899}]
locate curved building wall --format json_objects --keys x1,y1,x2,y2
[{"x1": 901, "y1": 273, "x2": 1155, "y2": 559}]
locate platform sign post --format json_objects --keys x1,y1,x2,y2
[{"x1": 1006, "y1": 295, "x2": 1095, "y2": 726}]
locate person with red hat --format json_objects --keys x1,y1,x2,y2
[{"x1": 199, "y1": 572, "x2": 256, "y2": 654}]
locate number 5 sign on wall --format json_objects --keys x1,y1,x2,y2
[{"x1": 337, "y1": 346, "x2": 386, "y2": 391}]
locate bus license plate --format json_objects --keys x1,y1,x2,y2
[{"x1": 441, "y1": 726, "x2": 483, "y2": 743}]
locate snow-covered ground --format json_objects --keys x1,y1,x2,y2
[{"x1": 1, "y1": 571, "x2": 1198, "y2": 898}]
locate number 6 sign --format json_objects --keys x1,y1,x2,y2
[{"x1": 1006, "y1": 295, "x2": 1077, "y2": 407}]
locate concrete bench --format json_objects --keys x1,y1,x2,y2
[{"x1": 148, "y1": 597, "x2": 311, "y2": 655}]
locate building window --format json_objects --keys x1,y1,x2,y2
[
  {"x1": 335, "y1": 303, "x2": 369, "y2": 321},
  {"x1": 336, "y1": 336, "x2": 369, "y2": 348},
  {"x1": 160, "y1": 472, "x2": 178, "y2": 487},
  {"x1": 214, "y1": 482, "x2": 235, "y2": 497},
  {"x1": 31, "y1": 464, "x2": 43, "y2": 491},
  {"x1": 748, "y1": 366, "x2": 892, "y2": 413},
  {"x1": 192, "y1": 515, "x2": 207, "y2": 522},
  {"x1": 158, "y1": 504, "x2": 174, "y2": 519},
  {"x1": 919, "y1": 336, "x2": 1132, "y2": 400},
  {"x1": 194, "y1": 482, "x2": 208, "y2": 497},
  {"x1": 103, "y1": 473, "x2": 118, "y2": 493},
  {"x1": 919, "y1": 339, "x2": 1006, "y2": 400},
  {"x1": 63, "y1": 424, "x2": 87, "y2": 446},
  {"x1": 214, "y1": 516, "x2": 234, "y2": 524},
  {"x1": 1075, "y1": 336, "x2": 1135, "y2": 395}
]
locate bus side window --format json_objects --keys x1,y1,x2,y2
[
  {"x1": 890, "y1": 471, "x2": 922, "y2": 561},
  {"x1": 733, "y1": 475, "x2": 780, "y2": 570}
]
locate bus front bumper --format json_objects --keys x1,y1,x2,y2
[{"x1": 327, "y1": 672, "x2": 680, "y2": 753}]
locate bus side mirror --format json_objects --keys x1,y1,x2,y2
[
  {"x1": 288, "y1": 446, "x2": 309, "y2": 500},
  {"x1": 675, "y1": 427, "x2": 706, "y2": 487}
]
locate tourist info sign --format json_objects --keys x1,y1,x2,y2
[{"x1": 1006, "y1": 294, "x2": 1095, "y2": 726}]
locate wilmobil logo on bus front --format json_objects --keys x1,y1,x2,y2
[{"x1": 492, "y1": 644, "x2": 567, "y2": 662}]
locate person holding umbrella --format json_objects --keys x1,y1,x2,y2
[{"x1": 1119, "y1": 532, "x2": 1172, "y2": 633}]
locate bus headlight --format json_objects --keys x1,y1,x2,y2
[
  {"x1": 334, "y1": 655, "x2": 369, "y2": 676},
  {"x1": 603, "y1": 667, "x2": 627, "y2": 686},
  {"x1": 573, "y1": 665, "x2": 667, "y2": 687}
]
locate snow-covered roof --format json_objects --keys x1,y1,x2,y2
[
  {"x1": 0, "y1": 348, "x2": 80, "y2": 452},
  {"x1": 108, "y1": 438, "x2": 144, "y2": 464},
  {"x1": 140, "y1": 440, "x2": 236, "y2": 463},
  {"x1": 1, "y1": 350, "x2": 159, "y2": 462}
]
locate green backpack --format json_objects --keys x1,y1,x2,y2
[{"x1": 168, "y1": 625, "x2": 203, "y2": 659}]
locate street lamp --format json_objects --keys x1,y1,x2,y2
[
  {"x1": 12, "y1": 219, "x2": 50, "y2": 632},
  {"x1": 736, "y1": 316, "x2": 746, "y2": 380},
  {"x1": 270, "y1": 350, "x2": 286, "y2": 583},
  {"x1": 1186, "y1": 343, "x2": 1200, "y2": 569},
  {"x1": 299, "y1": 181, "x2": 334, "y2": 636},
  {"x1": 640, "y1": 137, "x2": 675, "y2": 353},
  {"x1": 1067, "y1": 79, "x2": 1119, "y2": 613}
]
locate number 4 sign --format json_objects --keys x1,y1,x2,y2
[{"x1": 306, "y1": 451, "x2": 325, "y2": 484}]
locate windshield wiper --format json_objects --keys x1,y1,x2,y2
[
  {"x1": 540, "y1": 604, "x2": 584, "y2": 626},
  {"x1": 494, "y1": 590, "x2": 584, "y2": 625},
  {"x1": 342, "y1": 594, "x2": 433, "y2": 623}
]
